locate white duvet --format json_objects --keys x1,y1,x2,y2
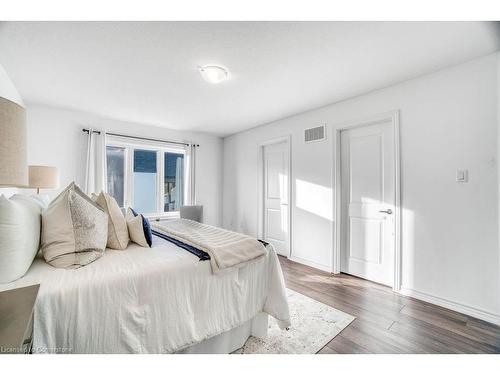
[{"x1": 0, "y1": 236, "x2": 290, "y2": 353}]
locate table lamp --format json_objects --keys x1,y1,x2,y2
[{"x1": 29, "y1": 166, "x2": 59, "y2": 194}]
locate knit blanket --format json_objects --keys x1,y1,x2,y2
[{"x1": 151, "y1": 219, "x2": 267, "y2": 272}]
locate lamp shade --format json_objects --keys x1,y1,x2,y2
[
  {"x1": 29, "y1": 166, "x2": 59, "y2": 190},
  {"x1": 0, "y1": 97, "x2": 27, "y2": 187}
]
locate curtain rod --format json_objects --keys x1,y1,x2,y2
[{"x1": 82, "y1": 128, "x2": 200, "y2": 147}]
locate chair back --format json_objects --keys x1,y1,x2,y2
[{"x1": 180, "y1": 205, "x2": 203, "y2": 223}]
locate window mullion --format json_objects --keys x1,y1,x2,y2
[
  {"x1": 127, "y1": 147, "x2": 134, "y2": 209},
  {"x1": 158, "y1": 150, "x2": 164, "y2": 215}
]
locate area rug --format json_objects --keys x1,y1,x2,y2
[{"x1": 234, "y1": 289, "x2": 355, "y2": 354}]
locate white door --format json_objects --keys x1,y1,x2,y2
[
  {"x1": 340, "y1": 120, "x2": 395, "y2": 286},
  {"x1": 263, "y1": 141, "x2": 290, "y2": 256}
]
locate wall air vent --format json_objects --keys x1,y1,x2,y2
[{"x1": 304, "y1": 125, "x2": 326, "y2": 143}]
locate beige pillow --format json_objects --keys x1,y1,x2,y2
[
  {"x1": 41, "y1": 182, "x2": 108, "y2": 269},
  {"x1": 95, "y1": 192, "x2": 129, "y2": 250},
  {"x1": 126, "y1": 208, "x2": 151, "y2": 248}
]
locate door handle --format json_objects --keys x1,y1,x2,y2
[{"x1": 379, "y1": 209, "x2": 393, "y2": 215}]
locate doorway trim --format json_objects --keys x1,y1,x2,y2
[
  {"x1": 332, "y1": 110, "x2": 401, "y2": 292},
  {"x1": 258, "y1": 135, "x2": 292, "y2": 258}
]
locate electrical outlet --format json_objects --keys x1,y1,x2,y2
[{"x1": 456, "y1": 169, "x2": 468, "y2": 183}]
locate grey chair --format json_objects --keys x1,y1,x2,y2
[{"x1": 180, "y1": 205, "x2": 203, "y2": 223}]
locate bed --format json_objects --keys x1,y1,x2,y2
[{"x1": 0, "y1": 235, "x2": 290, "y2": 353}]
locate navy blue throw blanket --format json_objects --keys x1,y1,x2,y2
[
  {"x1": 258, "y1": 239, "x2": 269, "y2": 247},
  {"x1": 152, "y1": 230, "x2": 210, "y2": 261}
]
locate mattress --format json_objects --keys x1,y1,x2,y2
[{"x1": 0, "y1": 235, "x2": 290, "y2": 353}]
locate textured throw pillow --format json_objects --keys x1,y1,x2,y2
[
  {"x1": 0, "y1": 195, "x2": 43, "y2": 283},
  {"x1": 95, "y1": 192, "x2": 129, "y2": 250},
  {"x1": 126, "y1": 208, "x2": 152, "y2": 248},
  {"x1": 41, "y1": 182, "x2": 108, "y2": 269}
]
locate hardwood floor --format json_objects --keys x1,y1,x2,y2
[{"x1": 279, "y1": 256, "x2": 500, "y2": 354}]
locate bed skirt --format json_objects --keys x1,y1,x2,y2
[{"x1": 178, "y1": 312, "x2": 269, "y2": 354}]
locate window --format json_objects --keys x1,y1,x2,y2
[
  {"x1": 105, "y1": 139, "x2": 186, "y2": 217},
  {"x1": 106, "y1": 146, "x2": 125, "y2": 207},
  {"x1": 164, "y1": 152, "x2": 184, "y2": 212},
  {"x1": 133, "y1": 149, "x2": 157, "y2": 213}
]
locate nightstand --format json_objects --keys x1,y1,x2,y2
[{"x1": 0, "y1": 284, "x2": 39, "y2": 354}]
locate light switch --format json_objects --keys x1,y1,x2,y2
[{"x1": 456, "y1": 169, "x2": 468, "y2": 183}]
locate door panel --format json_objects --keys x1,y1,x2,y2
[
  {"x1": 263, "y1": 141, "x2": 289, "y2": 256},
  {"x1": 266, "y1": 209, "x2": 285, "y2": 242},
  {"x1": 349, "y1": 134, "x2": 383, "y2": 203},
  {"x1": 340, "y1": 120, "x2": 395, "y2": 286},
  {"x1": 266, "y1": 152, "x2": 283, "y2": 199},
  {"x1": 349, "y1": 217, "x2": 382, "y2": 264}
]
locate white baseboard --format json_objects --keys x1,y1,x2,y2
[
  {"x1": 289, "y1": 256, "x2": 332, "y2": 273},
  {"x1": 399, "y1": 287, "x2": 500, "y2": 326}
]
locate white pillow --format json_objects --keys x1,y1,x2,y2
[
  {"x1": 126, "y1": 208, "x2": 152, "y2": 248},
  {"x1": 30, "y1": 194, "x2": 50, "y2": 209},
  {"x1": 41, "y1": 182, "x2": 108, "y2": 269},
  {"x1": 0, "y1": 194, "x2": 43, "y2": 283}
]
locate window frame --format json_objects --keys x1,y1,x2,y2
[{"x1": 106, "y1": 137, "x2": 186, "y2": 219}]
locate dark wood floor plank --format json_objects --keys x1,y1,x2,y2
[
  {"x1": 286, "y1": 279, "x2": 394, "y2": 330},
  {"x1": 387, "y1": 321, "x2": 461, "y2": 354},
  {"x1": 399, "y1": 305, "x2": 500, "y2": 348},
  {"x1": 339, "y1": 324, "x2": 407, "y2": 354},
  {"x1": 318, "y1": 345, "x2": 338, "y2": 354},
  {"x1": 282, "y1": 267, "x2": 404, "y2": 324},
  {"x1": 344, "y1": 319, "x2": 430, "y2": 354},
  {"x1": 285, "y1": 277, "x2": 401, "y2": 323},
  {"x1": 394, "y1": 318, "x2": 498, "y2": 353},
  {"x1": 325, "y1": 334, "x2": 372, "y2": 354},
  {"x1": 398, "y1": 296, "x2": 469, "y2": 323},
  {"x1": 278, "y1": 256, "x2": 500, "y2": 354},
  {"x1": 466, "y1": 317, "x2": 500, "y2": 339}
]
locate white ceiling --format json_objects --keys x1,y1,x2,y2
[{"x1": 0, "y1": 22, "x2": 499, "y2": 136}]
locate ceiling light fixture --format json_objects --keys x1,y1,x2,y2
[{"x1": 198, "y1": 65, "x2": 229, "y2": 84}]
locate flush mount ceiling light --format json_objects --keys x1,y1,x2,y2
[{"x1": 198, "y1": 65, "x2": 229, "y2": 84}]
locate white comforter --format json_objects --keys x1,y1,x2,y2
[{"x1": 0, "y1": 236, "x2": 290, "y2": 353}]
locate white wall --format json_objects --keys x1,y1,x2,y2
[
  {"x1": 223, "y1": 53, "x2": 500, "y2": 322},
  {"x1": 0, "y1": 63, "x2": 23, "y2": 106},
  {"x1": 26, "y1": 104, "x2": 223, "y2": 226}
]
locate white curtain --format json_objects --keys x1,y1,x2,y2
[
  {"x1": 84, "y1": 129, "x2": 107, "y2": 195},
  {"x1": 175, "y1": 156, "x2": 184, "y2": 210},
  {"x1": 184, "y1": 143, "x2": 197, "y2": 205}
]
